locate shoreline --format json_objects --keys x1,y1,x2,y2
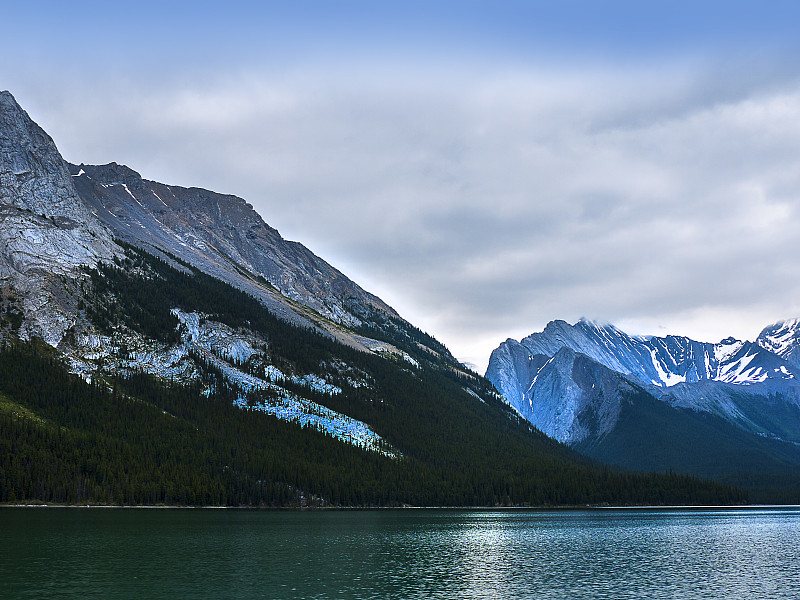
[{"x1": 1, "y1": 503, "x2": 793, "y2": 510}]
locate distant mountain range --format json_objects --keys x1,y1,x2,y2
[{"x1": 486, "y1": 319, "x2": 800, "y2": 499}]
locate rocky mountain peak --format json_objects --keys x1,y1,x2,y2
[
  {"x1": 0, "y1": 91, "x2": 118, "y2": 345},
  {"x1": 1, "y1": 91, "x2": 79, "y2": 219},
  {"x1": 1, "y1": 91, "x2": 450, "y2": 364},
  {"x1": 67, "y1": 154, "x2": 408, "y2": 339},
  {"x1": 71, "y1": 162, "x2": 145, "y2": 190},
  {"x1": 487, "y1": 318, "x2": 800, "y2": 457},
  {"x1": 757, "y1": 318, "x2": 800, "y2": 370},
  {"x1": 0, "y1": 91, "x2": 114, "y2": 247}
]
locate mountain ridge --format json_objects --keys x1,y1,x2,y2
[
  {"x1": 67, "y1": 160, "x2": 413, "y2": 351},
  {"x1": 1, "y1": 88, "x2": 448, "y2": 363},
  {"x1": 487, "y1": 318, "x2": 800, "y2": 436},
  {"x1": 486, "y1": 318, "x2": 800, "y2": 497},
  {"x1": 0, "y1": 88, "x2": 459, "y2": 461}
]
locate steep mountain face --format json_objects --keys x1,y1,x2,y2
[
  {"x1": 0, "y1": 90, "x2": 455, "y2": 457},
  {"x1": 485, "y1": 337, "x2": 547, "y2": 412},
  {"x1": 758, "y1": 319, "x2": 800, "y2": 370},
  {"x1": 0, "y1": 91, "x2": 118, "y2": 345},
  {"x1": 516, "y1": 319, "x2": 800, "y2": 389},
  {"x1": 486, "y1": 319, "x2": 800, "y2": 490},
  {"x1": 487, "y1": 318, "x2": 800, "y2": 439},
  {"x1": 0, "y1": 91, "x2": 452, "y2": 361},
  {"x1": 69, "y1": 161, "x2": 397, "y2": 333},
  {"x1": 510, "y1": 346, "x2": 635, "y2": 444}
]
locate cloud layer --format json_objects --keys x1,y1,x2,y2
[{"x1": 5, "y1": 4, "x2": 800, "y2": 371}]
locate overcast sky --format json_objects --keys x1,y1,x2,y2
[{"x1": 5, "y1": 1, "x2": 800, "y2": 372}]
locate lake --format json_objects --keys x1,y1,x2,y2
[{"x1": 1, "y1": 507, "x2": 798, "y2": 599}]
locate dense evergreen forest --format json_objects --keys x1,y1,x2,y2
[{"x1": 0, "y1": 246, "x2": 746, "y2": 507}]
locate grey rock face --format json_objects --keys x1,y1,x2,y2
[
  {"x1": 0, "y1": 91, "x2": 117, "y2": 345},
  {"x1": 758, "y1": 319, "x2": 800, "y2": 370},
  {"x1": 0, "y1": 90, "x2": 429, "y2": 362},
  {"x1": 69, "y1": 161, "x2": 400, "y2": 336},
  {"x1": 519, "y1": 348, "x2": 632, "y2": 444},
  {"x1": 516, "y1": 319, "x2": 799, "y2": 389},
  {"x1": 486, "y1": 318, "x2": 800, "y2": 446},
  {"x1": 485, "y1": 338, "x2": 548, "y2": 413}
]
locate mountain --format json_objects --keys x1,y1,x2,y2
[
  {"x1": 515, "y1": 319, "x2": 800, "y2": 390},
  {"x1": 0, "y1": 90, "x2": 741, "y2": 507},
  {"x1": 68, "y1": 161, "x2": 402, "y2": 337},
  {"x1": 0, "y1": 91, "x2": 117, "y2": 345},
  {"x1": 758, "y1": 318, "x2": 800, "y2": 370},
  {"x1": 486, "y1": 319, "x2": 800, "y2": 500},
  {"x1": 2, "y1": 88, "x2": 449, "y2": 360}
]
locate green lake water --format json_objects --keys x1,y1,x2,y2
[{"x1": 1, "y1": 507, "x2": 798, "y2": 599}]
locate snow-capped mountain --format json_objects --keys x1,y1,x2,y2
[
  {"x1": 758, "y1": 318, "x2": 800, "y2": 370},
  {"x1": 514, "y1": 319, "x2": 800, "y2": 391},
  {"x1": 486, "y1": 318, "x2": 800, "y2": 447}
]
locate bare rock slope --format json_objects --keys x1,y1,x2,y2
[
  {"x1": 0, "y1": 91, "x2": 117, "y2": 345},
  {"x1": 71, "y1": 161, "x2": 397, "y2": 323}
]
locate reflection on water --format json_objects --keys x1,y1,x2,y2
[{"x1": 2, "y1": 507, "x2": 799, "y2": 599}]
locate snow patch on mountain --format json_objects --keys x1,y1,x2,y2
[
  {"x1": 717, "y1": 349, "x2": 765, "y2": 384},
  {"x1": 714, "y1": 338, "x2": 744, "y2": 363},
  {"x1": 502, "y1": 319, "x2": 797, "y2": 392},
  {"x1": 173, "y1": 309, "x2": 263, "y2": 365},
  {"x1": 170, "y1": 310, "x2": 390, "y2": 453},
  {"x1": 648, "y1": 347, "x2": 686, "y2": 386},
  {"x1": 234, "y1": 395, "x2": 396, "y2": 457},
  {"x1": 65, "y1": 308, "x2": 392, "y2": 456},
  {"x1": 486, "y1": 318, "x2": 800, "y2": 446},
  {"x1": 68, "y1": 330, "x2": 197, "y2": 384},
  {"x1": 758, "y1": 318, "x2": 800, "y2": 370}
]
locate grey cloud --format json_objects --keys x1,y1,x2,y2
[{"x1": 8, "y1": 62, "x2": 800, "y2": 371}]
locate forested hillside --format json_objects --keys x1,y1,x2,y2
[{"x1": 0, "y1": 246, "x2": 744, "y2": 507}]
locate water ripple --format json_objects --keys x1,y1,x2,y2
[{"x1": 2, "y1": 507, "x2": 799, "y2": 599}]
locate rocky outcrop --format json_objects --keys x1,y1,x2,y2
[
  {"x1": 0, "y1": 91, "x2": 117, "y2": 345},
  {"x1": 0, "y1": 90, "x2": 447, "y2": 363},
  {"x1": 487, "y1": 343, "x2": 633, "y2": 444}
]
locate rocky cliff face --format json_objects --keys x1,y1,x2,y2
[
  {"x1": 486, "y1": 318, "x2": 800, "y2": 446},
  {"x1": 0, "y1": 91, "x2": 117, "y2": 345},
  {"x1": 0, "y1": 90, "x2": 445, "y2": 364},
  {"x1": 68, "y1": 161, "x2": 405, "y2": 345},
  {"x1": 758, "y1": 319, "x2": 800, "y2": 370},
  {"x1": 515, "y1": 347, "x2": 633, "y2": 444},
  {"x1": 0, "y1": 90, "x2": 444, "y2": 455},
  {"x1": 515, "y1": 319, "x2": 800, "y2": 389}
]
